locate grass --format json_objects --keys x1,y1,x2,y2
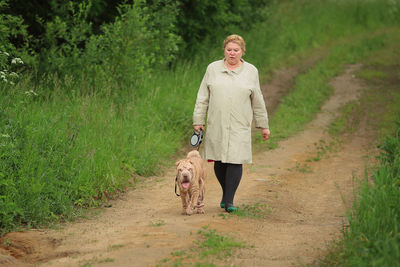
[
  {"x1": 218, "y1": 202, "x2": 272, "y2": 220},
  {"x1": 157, "y1": 226, "x2": 247, "y2": 267},
  {"x1": 232, "y1": 203, "x2": 272, "y2": 219},
  {"x1": 149, "y1": 220, "x2": 166, "y2": 227},
  {"x1": 256, "y1": 30, "x2": 390, "y2": 150},
  {"x1": 306, "y1": 139, "x2": 341, "y2": 162},
  {"x1": 328, "y1": 101, "x2": 363, "y2": 136}
]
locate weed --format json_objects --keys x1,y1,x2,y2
[
  {"x1": 288, "y1": 162, "x2": 313, "y2": 173},
  {"x1": 108, "y1": 244, "x2": 124, "y2": 251},
  {"x1": 158, "y1": 227, "x2": 247, "y2": 266},
  {"x1": 233, "y1": 203, "x2": 272, "y2": 219},
  {"x1": 196, "y1": 227, "x2": 246, "y2": 259},
  {"x1": 78, "y1": 255, "x2": 115, "y2": 266},
  {"x1": 97, "y1": 258, "x2": 114, "y2": 263},
  {"x1": 171, "y1": 251, "x2": 186, "y2": 257},
  {"x1": 2, "y1": 238, "x2": 11, "y2": 246},
  {"x1": 218, "y1": 213, "x2": 232, "y2": 220},
  {"x1": 309, "y1": 139, "x2": 341, "y2": 162},
  {"x1": 329, "y1": 102, "x2": 363, "y2": 136},
  {"x1": 149, "y1": 220, "x2": 166, "y2": 227}
]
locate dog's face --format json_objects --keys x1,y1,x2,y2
[{"x1": 175, "y1": 160, "x2": 194, "y2": 190}]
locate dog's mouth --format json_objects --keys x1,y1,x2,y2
[
  {"x1": 181, "y1": 175, "x2": 191, "y2": 189},
  {"x1": 182, "y1": 181, "x2": 190, "y2": 189}
]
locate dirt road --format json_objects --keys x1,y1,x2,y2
[{"x1": 0, "y1": 63, "x2": 377, "y2": 267}]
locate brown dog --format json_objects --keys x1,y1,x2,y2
[{"x1": 175, "y1": 150, "x2": 206, "y2": 215}]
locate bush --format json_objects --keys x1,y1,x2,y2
[
  {"x1": 0, "y1": 0, "x2": 30, "y2": 85},
  {"x1": 176, "y1": 0, "x2": 269, "y2": 55},
  {"x1": 83, "y1": 0, "x2": 181, "y2": 95}
]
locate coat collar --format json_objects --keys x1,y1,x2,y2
[{"x1": 219, "y1": 59, "x2": 245, "y2": 74}]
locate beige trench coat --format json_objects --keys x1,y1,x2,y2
[{"x1": 193, "y1": 59, "x2": 269, "y2": 164}]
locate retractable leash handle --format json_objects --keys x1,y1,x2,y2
[{"x1": 190, "y1": 129, "x2": 203, "y2": 150}]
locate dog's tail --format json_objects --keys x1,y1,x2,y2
[{"x1": 187, "y1": 150, "x2": 201, "y2": 159}]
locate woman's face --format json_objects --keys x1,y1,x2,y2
[{"x1": 224, "y1": 42, "x2": 243, "y2": 66}]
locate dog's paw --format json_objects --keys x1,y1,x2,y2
[
  {"x1": 197, "y1": 208, "x2": 205, "y2": 214},
  {"x1": 185, "y1": 208, "x2": 194, "y2": 215}
]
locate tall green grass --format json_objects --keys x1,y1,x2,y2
[
  {"x1": 1, "y1": 0, "x2": 399, "y2": 233},
  {"x1": 243, "y1": 0, "x2": 400, "y2": 74},
  {"x1": 0, "y1": 63, "x2": 203, "y2": 231},
  {"x1": 323, "y1": 118, "x2": 400, "y2": 266},
  {"x1": 258, "y1": 32, "x2": 389, "y2": 147}
]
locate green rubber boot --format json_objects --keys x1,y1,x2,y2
[{"x1": 226, "y1": 205, "x2": 238, "y2": 213}]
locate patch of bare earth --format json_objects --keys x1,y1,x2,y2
[{"x1": 0, "y1": 64, "x2": 378, "y2": 267}]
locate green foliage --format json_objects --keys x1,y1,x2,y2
[
  {"x1": 0, "y1": 0, "x2": 29, "y2": 53},
  {"x1": 196, "y1": 227, "x2": 245, "y2": 258},
  {"x1": 329, "y1": 101, "x2": 362, "y2": 136},
  {"x1": 38, "y1": 1, "x2": 93, "y2": 75},
  {"x1": 338, "y1": 118, "x2": 400, "y2": 266},
  {"x1": 0, "y1": 95, "x2": 128, "y2": 231},
  {"x1": 260, "y1": 33, "x2": 387, "y2": 149},
  {"x1": 176, "y1": 0, "x2": 269, "y2": 55},
  {"x1": 0, "y1": 60, "x2": 199, "y2": 232},
  {"x1": 0, "y1": 0, "x2": 29, "y2": 84},
  {"x1": 231, "y1": 203, "x2": 271, "y2": 219},
  {"x1": 83, "y1": 0, "x2": 181, "y2": 94},
  {"x1": 158, "y1": 227, "x2": 246, "y2": 266},
  {"x1": 244, "y1": 0, "x2": 400, "y2": 71},
  {"x1": 33, "y1": 0, "x2": 181, "y2": 96}
]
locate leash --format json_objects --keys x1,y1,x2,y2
[{"x1": 174, "y1": 176, "x2": 180, "y2": 196}]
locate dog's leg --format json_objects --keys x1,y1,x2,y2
[
  {"x1": 180, "y1": 192, "x2": 189, "y2": 215},
  {"x1": 196, "y1": 179, "x2": 205, "y2": 214},
  {"x1": 186, "y1": 188, "x2": 199, "y2": 215}
]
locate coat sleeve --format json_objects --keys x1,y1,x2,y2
[
  {"x1": 251, "y1": 69, "x2": 269, "y2": 129},
  {"x1": 193, "y1": 67, "x2": 210, "y2": 125}
]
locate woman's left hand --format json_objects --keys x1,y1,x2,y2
[{"x1": 262, "y1": 128, "x2": 270, "y2": 141}]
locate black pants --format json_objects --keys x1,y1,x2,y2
[{"x1": 213, "y1": 161, "x2": 242, "y2": 207}]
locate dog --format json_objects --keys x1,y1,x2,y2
[{"x1": 175, "y1": 150, "x2": 206, "y2": 215}]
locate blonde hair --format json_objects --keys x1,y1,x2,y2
[{"x1": 223, "y1": 34, "x2": 246, "y2": 55}]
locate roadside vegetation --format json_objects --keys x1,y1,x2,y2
[
  {"x1": 316, "y1": 33, "x2": 400, "y2": 267},
  {"x1": 0, "y1": 8, "x2": 399, "y2": 267}
]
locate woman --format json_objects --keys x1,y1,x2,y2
[{"x1": 193, "y1": 34, "x2": 270, "y2": 213}]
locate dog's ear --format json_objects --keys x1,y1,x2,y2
[{"x1": 175, "y1": 160, "x2": 182, "y2": 168}]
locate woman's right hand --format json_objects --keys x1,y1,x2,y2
[{"x1": 193, "y1": 125, "x2": 204, "y2": 133}]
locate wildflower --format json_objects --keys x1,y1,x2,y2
[
  {"x1": 11, "y1": 58, "x2": 23, "y2": 64},
  {"x1": 24, "y1": 90, "x2": 38, "y2": 96},
  {"x1": 8, "y1": 72, "x2": 18, "y2": 78}
]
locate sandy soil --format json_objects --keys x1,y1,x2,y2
[{"x1": 0, "y1": 63, "x2": 378, "y2": 267}]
